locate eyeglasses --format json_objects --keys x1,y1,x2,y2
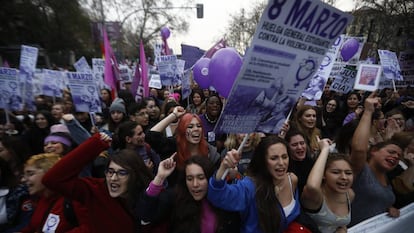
[{"x1": 105, "y1": 168, "x2": 129, "y2": 178}]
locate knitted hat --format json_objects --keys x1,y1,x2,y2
[
  {"x1": 50, "y1": 124, "x2": 70, "y2": 134},
  {"x1": 44, "y1": 132, "x2": 73, "y2": 147},
  {"x1": 109, "y1": 98, "x2": 126, "y2": 114}
]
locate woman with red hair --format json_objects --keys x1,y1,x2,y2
[{"x1": 145, "y1": 106, "x2": 221, "y2": 185}]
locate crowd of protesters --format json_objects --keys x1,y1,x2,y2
[{"x1": 0, "y1": 78, "x2": 413, "y2": 233}]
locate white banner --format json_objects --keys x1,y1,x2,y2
[{"x1": 349, "y1": 203, "x2": 414, "y2": 233}]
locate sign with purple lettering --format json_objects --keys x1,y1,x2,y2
[
  {"x1": 156, "y1": 55, "x2": 177, "y2": 86},
  {"x1": 214, "y1": 0, "x2": 353, "y2": 134},
  {"x1": 42, "y1": 69, "x2": 65, "y2": 97},
  {"x1": 74, "y1": 56, "x2": 92, "y2": 73},
  {"x1": 0, "y1": 68, "x2": 21, "y2": 111},
  {"x1": 378, "y1": 50, "x2": 403, "y2": 81},
  {"x1": 66, "y1": 72, "x2": 102, "y2": 113},
  {"x1": 302, "y1": 35, "x2": 344, "y2": 100},
  {"x1": 19, "y1": 45, "x2": 38, "y2": 111},
  {"x1": 92, "y1": 58, "x2": 105, "y2": 89},
  {"x1": 329, "y1": 65, "x2": 357, "y2": 94}
]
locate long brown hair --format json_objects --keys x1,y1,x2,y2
[
  {"x1": 175, "y1": 113, "x2": 208, "y2": 169},
  {"x1": 294, "y1": 105, "x2": 321, "y2": 153},
  {"x1": 248, "y1": 136, "x2": 288, "y2": 232}
]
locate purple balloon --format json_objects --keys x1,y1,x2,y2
[
  {"x1": 340, "y1": 38, "x2": 359, "y2": 62},
  {"x1": 160, "y1": 27, "x2": 170, "y2": 39},
  {"x1": 193, "y1": 57, "x2": 211, "y2": 89},
  {"x1": 209, "y1": 47, "x2": 242, "y2": 98}
]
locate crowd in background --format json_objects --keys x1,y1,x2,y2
[{"x1": 0, "y1": 78, "x2": 413, "y2": 233}]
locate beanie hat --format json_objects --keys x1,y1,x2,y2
[
  {"x1": 168, "y1": 93, "x2": 181, "y2": 102},
  {"x1": 44, "y1": 132, "x2": 72, "y2": 147},
  {"x1": 50, "y1": 124, "x2": 70, "y2": 134},
  {"x1": 109, "y1": 98, "x2": 126, "y2": 114}
]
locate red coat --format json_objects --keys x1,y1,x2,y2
[
  {"x1": 20, "y1": 195, "x2": 89, "y2": 233},
  {"x1": 43, "y1": 134, "x2": 136, "y2": 233}
]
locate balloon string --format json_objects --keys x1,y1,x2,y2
[{"x1": 221, "y1": 134, "x2": 250, "y2": 180}]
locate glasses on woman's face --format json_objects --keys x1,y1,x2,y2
[{"x1": 105, "y1": 168, "x2": 129, "y2": 178}]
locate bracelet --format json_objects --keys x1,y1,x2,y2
[{"x1": 172, "y1": 112, "x2": 179, "y2": 119}]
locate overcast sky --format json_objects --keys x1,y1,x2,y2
[{"x1": 168, "y1": 0, "x2": 356, "y2": 54}]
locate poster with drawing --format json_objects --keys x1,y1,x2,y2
[
  {"x1": 354, "y1": 64, "x2": 382, "y2": 92},
  {"x1": 214, "y1": 0, "x2": 353, "y2": 134}
]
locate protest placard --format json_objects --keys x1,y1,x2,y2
[
  {"x1": 92, "y1": 58, "x2": 105, "y2": 89},
  {"x1": 19, "y1": 45, "x2": 38, "y2": 111},
  {"x1": 66, "y1": 72, "x2": 102, "y2": 113},
  {"x1": 378, "y1": 50, "x2": 403, "y2": 81},
  {"x1": 302, "y1": 35, "x2": 344, "y2": 100},
  {"x1": 349, "y1": 203, "x2": 414, "y2": 233},
  {"x1": 0, "y1": 68, "x2": 21, "y2": 111},
  {"x1": 74, "y1": 56, "x2": 92, "y2": 73},
  {"x1": 214, "y1": 0, "x2": 353, "y2": 134},
  {"x1": 354, "y1": 64, "x2": 382, "y2": 92},
  {"x1": 41, "y1": 69, "x2": 66, "y2": 98}
]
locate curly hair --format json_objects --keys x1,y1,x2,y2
[{"x1": 25, "y1": 153, "x2": 61, "y2": 171}]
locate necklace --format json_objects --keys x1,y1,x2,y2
[
  {"x1": 274, "y1": 182, "x2": 284, "y2": 196},
  {"x1": 204, "y1": 113, "x2": 217, "y2": 124}
]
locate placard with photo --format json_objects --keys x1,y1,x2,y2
[{"x1": 354, "y1": 64, "x2": 382, "y2": 92}]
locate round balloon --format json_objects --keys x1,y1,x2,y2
[
  {"x1": 209, "y1": 47, "x2": 242, "y2": 98},
  {"x1": 160, "y1": 27, "x2": 170, "y2": 39},
  {"x1": 340, "y1": 38, "x2": 359, "y2": 62},
  {"x1": 193, "y1": 57, "x2": 211, "y2": 89}
]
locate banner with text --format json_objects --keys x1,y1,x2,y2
[
  {"x1": 66, "y1": 72, "x2": 102, "y2": 113},
  {"x1": 214, "y1": 0, "x2": 353, "y2": 134}
]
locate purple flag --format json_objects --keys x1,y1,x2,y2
[
  {"x1": 103, "y1": 29, "x2": 119, "y2": 99},
  {"x1": 181, "y1": 44, "x2": 205, "y2": 70},
  {"x1": 131, "y1": 40, "x2": 149, "y2": 102},
  {"x1": 204, "y1": 38, "x2": 227, "y2": 58}
]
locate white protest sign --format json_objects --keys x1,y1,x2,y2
[
  {"x1": 157, "y1": 55, "x2": 178, "y2": 86},
  {"x1": 330, "y1": 66, "x2": 357, "y2": 94},
  {"x1": 354, "y1": 64, "x2": 382, "y2": 92},
  {"x1": 148, "y1": 74, "x2": 162, "y2": 89},
  {"x1": 74, "y1": 56, "x2": 92, "y2": 73},
  {"x1": 19, "y1": 45, "x2": 38, "y2": 111},
  {"x1": 66, "y1": 72, "x2": 101, "y2": 113},
  {"x1": 349, "y1": 203, "x2": 414, "y2": 233},
  {"x1": 378, "y1": 50, "x2": 403, "y2": 81},
  {"x1": 42, "y1": 69, "x2": 66, "y2": 97},
  {"x1": 92, "y1": 58, "x2": 105, "y2": 88},
  {"x1": 302, "y1": 35, "x2": 344, "y2": 100},
  {"x1": 0, "y1": 68, "x2": 20, "y2": 110},
  {"x1": 214, "y1": 0, "x2": 353, "y2": 134}
]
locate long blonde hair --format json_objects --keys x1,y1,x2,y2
[{"x1": 224, "y1": 133, "x2": 261, "y2": 151}]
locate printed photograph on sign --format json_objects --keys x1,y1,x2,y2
[{"x1": 354, "y1": 64, "x2": 382, "y2": 92}]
